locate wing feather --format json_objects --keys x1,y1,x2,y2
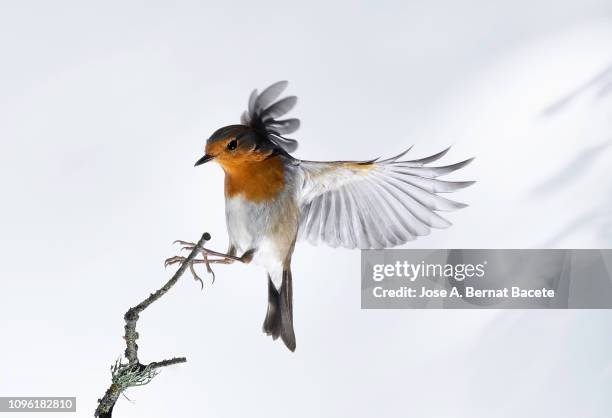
[
  {"x1": 369, "y1": 177, "x2": 427, "y2": 237},
  {"x1": 363, "y1": 178, "x2": 405, "y2": 247},
  {"x1": 344, "y1": 183, "x2": 371, "y2": 248},
  {"x1": 296, "y1": 148, "x2": 473, "y2": 249},
  {"x1": 241, "y1": 81, "x2": 301, "y2": 154},
  {"x1": 261, "y1": 96, "x2": 298, "y2": 121},
  {"x1": 254, "y1": 81, "x2": 288, "y2": 115}
]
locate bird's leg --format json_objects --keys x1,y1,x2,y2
[{"x1": 173, "y1": 240, "x2": 245, "y2": 262}]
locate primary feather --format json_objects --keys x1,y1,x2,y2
[{"x1": 295, "y1": 149, "x2": 474, "y2": 249}]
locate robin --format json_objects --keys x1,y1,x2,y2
[{"x1": 166, "y1": 81, "x2": 474, "y2": 352}]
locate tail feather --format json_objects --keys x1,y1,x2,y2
[
  {"x1": 263, "y1": 276, "x2": 281, "y2": 340},
  {"x1": 279, "y1": 269, "x2": 296, "y2": 351},
  {"x1": 262, "y1": 269, "x2": 296, "y2": 352}
]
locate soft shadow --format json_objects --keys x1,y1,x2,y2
[
  {"x1": 539, "y1": 211, "x2": 599, "y2": 247},
  {"x1": 528, "y1": 140, "x2": 611, "y2": 198},
  {"x1": 541, "y1": 63, "x2": 612, "y2": 116}
]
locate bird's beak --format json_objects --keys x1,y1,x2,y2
[{"x1": 194, "y1": 154, "x2": 215, "y2": 166}]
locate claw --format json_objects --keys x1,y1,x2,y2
[
  {"x1": 173, "y1": 240, "x2": 196, "y2": 247},
  {"x1": 203, "y1": 252, "x2": 216, "y2": 284},
  {"x1": 189, "y1": 262, "x2": 204, "y2": 290},
  {"x1": 164, "y1": 256, "x2": 185, "y2": 268}
]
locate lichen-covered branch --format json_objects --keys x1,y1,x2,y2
[{"x1": 94, "y1": 232, "x2": 211, "y2": 418}]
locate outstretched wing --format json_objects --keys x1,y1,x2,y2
[
  {"x1": 296, "y1": 147, "x2": 474, "y2": 249},
  {"x1": 240, "y1": 81, "x2": 301, "y2": 153}
]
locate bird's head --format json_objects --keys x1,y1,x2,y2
[
  {"x1": 195, "y1": 124, "x2": 271, "y2": 169},
  {"x1": 194, "y1": 81, "x2": 301, "y2": 170}
]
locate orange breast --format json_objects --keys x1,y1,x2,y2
[{"x1": 221, "y1": 155, "x2": 285, "y2": 202}]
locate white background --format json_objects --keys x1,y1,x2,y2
[{"x1": 1, "y1": 1, "x2": 612, "y2": 417}]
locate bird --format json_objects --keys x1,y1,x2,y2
[{"x1": 168, "y1": 81, "x2": 474, "y2": 352}]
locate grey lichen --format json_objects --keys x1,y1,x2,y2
[{"x1": 111, "y1": 360, "x2": 159, "y2": 390}]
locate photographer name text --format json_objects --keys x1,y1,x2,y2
[{"x1": 373, "y1": 286, "x2": 555, "y2": 299}]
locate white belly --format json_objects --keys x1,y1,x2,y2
[
  {"x1": 225, "y1": 195, "x2": 269, "y2": 254},
  {"x1": 225, "y1": 194, "x2": 298, "y2": 288}
]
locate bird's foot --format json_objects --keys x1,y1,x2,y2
[{"x1": 164, "y1": 241, "x2": 252, "y2": 290}]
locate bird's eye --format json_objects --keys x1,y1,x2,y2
[{"x1": 227, "y1": 139, "x2": 238, "y2": 151}]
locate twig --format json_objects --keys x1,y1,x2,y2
[{"x1": 94, "y1": 232, "x2": 211, "y2": 418}]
